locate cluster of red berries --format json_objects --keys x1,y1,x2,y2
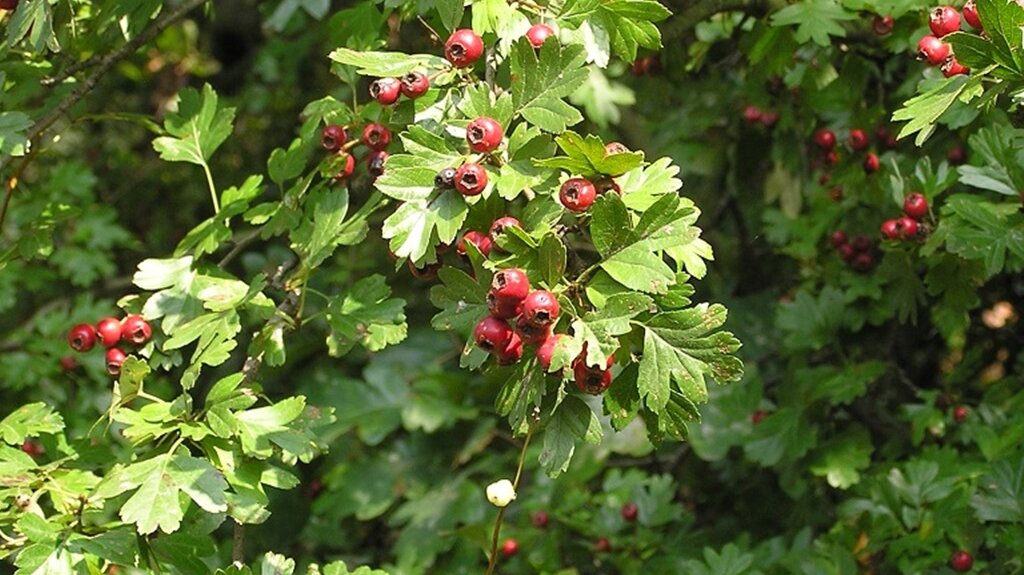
[
  {"x1": 916, "y1": 4, "x2": 978, "y2": 77},
  {"x1": 320, "y1": 122, "x2": 392, "y2": 182},
  {"x1": 66, "y1": 314, "x2": 152, "y2": 377},
  {"x1": 742, "y1": 105, "x2": 780, "y2": 129},
  {"x1": 830, "y1": 231, "x2": 877, "y2": 272},
  {"x1": 368, "y1": 71, "x2": 431, "y2": 106},
  {"x1": 472, "y1": 268, "x2": 560, "y2": 364},
  {"x1": 813, "y1": 128, "x2": 881, "y2": 175},
  {"x1": 880, "y1": 192, "x2": 930, "y2": 241}
]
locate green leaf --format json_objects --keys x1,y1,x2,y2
[
  {"x1": 0, "y1": 111, "x2": 31, "y2": 156},
  {"x1": 328, "y1": 48, "x2": 448, "y2": 77},
  {"x1": 0, "y1": 403, "x2": 63, "y2": 444},
  {"x1": 510, "y1": 40, "x2": 589, "y2": 132},
  {"x1": 942, "y1": 194, "x2": 1024, "y2": 277},
  {"x1": 534, "y1": 130, "x2": 643, "y2": 177},
  {"x1": 775, "y1": 286, "x2": 846, "y2": 351},
  {"x1": 291, "y1": 186, "x2": 355, "y2": 268},
  {"x1": 970, "y1": 457, "x2": 1024, "y2": 522},
  {"x1": 430, "y1": 266, "x2": 490, "y2": 334},
  {"x1": 382, "y1": 190, "x2": 469, "y2": 264},
  {"x1": 162, "y1": 311, "x2": 241, "y2": 390},
  {"x1": 268, "y1": 138, "x2": 311, "y2": 186},
  {"x1": 539, "y1": 395, "x2": 602, "y2": 477},
  {"x1": 571, "y1": 292, "x2": 652, "y2": 366},
  {"x1": 436, "y1": 0, "x2": 464, "y2": 32},
  {"x1": 235, "y1": 397, "x2": 309, "y2": 458},
  {"x1": 809, "y1": 429, "x2": 873, "y2": 489},
  {"x1": 538, "y1": 233, "x2": 567, "y2": 287},
  {"x1": 592, "y1": 0, "x2": 671, "y2": 62},
  {"x1": 892, "y1": 75, "x2": 983, "y2": 145},
  {"x1": 975, "y1": 0, "x2": 1024, "y2": 74},
  {"x1": 743, "y1": 407, "x2": 818, "y2": 466},
  {"x1": 152, "y1": 84, "x2": 236, "y2": 166},
  {"x1": 325, "y1": 275, "x2": 407, "y2": 355},
  {"x1": 770, "y1": 0, "x2": 857, "y2": 47}
]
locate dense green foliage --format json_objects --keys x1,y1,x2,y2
[{"x1": 1, "y1": 0, "x2": 1023, "y2": 573}]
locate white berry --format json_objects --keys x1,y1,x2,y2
[{"x1": 486, "y1": 479, "x2": 516, "y2": 507}]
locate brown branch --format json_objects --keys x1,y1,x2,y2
[
  {"x1": 40, "y1": 55, "x2": 102, "y2": 87},
  {"x1": 660, "y1": 0, "x2": 772, "y2": 40}
]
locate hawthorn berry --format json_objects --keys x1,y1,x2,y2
[
  {"x1": 435, "y1": 167, "x2": 456, "y2": 189},
  {"x1": 473, "y1": 316, "x2": 514, "y2": 353},
  {"x1": 760, "y1": 111, "x2": 780, "y2": 128},
  {"x1": 873, "y1": 14, "x2": 894, "y2": 35},
  {"x1": 489, "y1": 216, "x2": 521, "y2": 241},
  {"x1": 559, "y1": 178, "x2": 597, "y2": 212},
  {"x1": 621, "y1": 502, "x2": 639, "y2": 522},
  {"x1": 531, "y1": 510, "x2": 550, "y2": 528},
  {"x1": 594, "y1": 177, "x2": 621, "y2": 195},
  {"x1": 121, "y1": 314, "x2": 152, "y2": 345},
  {"x1": 838, "y1": 243, "x2": 857, "y2": 262},
  {"x1": 445, "y1": 29, "x2": 484, "y2": 68},
  {"x1": 743, "y1": 105, "x2": 763, "y2": 124},
  {"x1": 333, "y1": 153, "x2": 356, "y2": 182},
  {"x1": 813, "y1": 128, "x2": 836, "y2": 150},
  {"x1": 526, "y1": 23, "x2": 555, "y2": 48},
  {"x1": 320, "y1": 125, "x2": 347, "y2": 151},
  {"x1": 851, "y1": 252, "x2": 874, "y2": 273},
  {"x1": 536, "y1": 333, "x2": 564, "y2": 371},
  {"x1": 875, "y1": 125, "x2": 898, "y2": 149},
  {"x1": 825, "y1": 149, "x2": 841, "y2": 167},
  {"x1": 458, "y1": 230, "x2": 492, "y2": 257},
  {"x1": 942, "y1": 57, "x2": 970, "y2": 78},
  {"x1": 929, "y1": 6, "x2": 961, "y2": 38},
  {"x1": 60, "y1": 356, "x2": 78, "y2": 372},
  {"x1": 851, "y1": 235, "x2": 873, "y2": 252},
  {"x1": 903, "y1": 192, "x2": 928, "y2": 220},
  {"x1": 880, "y1": 219, "x2": 900, "y2": 240},
  {"x1": 514, "y1": 316, "x2": 550, "y2": 345},
  {"x1": 491, "y1": 268, "x2": 531, "y2": 303},
  {"x1": 953, "y1": 405, "x2": 969, "y2": 423},
  {"x1": 369, "y1": 78, "x2": 402, "y2": 105},
  {"x1": 67, "y1": 323, "x2": 98, "y2": 352},
  {"x1": 962, "y1": 0, "x2": 982, "y2": 30},
  {"x1": 917, "y1": 35, "x2": 950, "y2": 65},
  {"x1": 466, "y1": 116, "x2": 503, "y2": 153},
  {"x1": 948, "y1": 146, "x2": 967, "y2": 165},
  {"x1": 400, "y1": 71, "x2": 430, "y2": 99},
  {"x1": 496, "y1": 332, "x2": 524, "y2": 365},
  {"x1": 362, "y1": 123, "x2": 392, "y2": 150},
  {"x1": 604, "y1": 142, "x2": 629, "y2": 155},
  {"x1": 486, "y1": 292, "x2": 521, "y2": 320},
  {"x1": 829, "y1": 186, "x2": 844, "y2": 202},
  {"x1": 896, "y1": 216, "x2": 919, "y2": 239},
  {"x1": 454, "y1": 162, "x2": 488, "y2": 196},
  {"x1": 829, "y1": 230, "x2": 848, "y2": 248},
  {"x1": 0, "y1": 0, "x2": 18, "y2": 10},
  {"x1": 819, "y1": 172, "x2": 831, "y2": 187},
  {"x1": 367, "y1": 150, "x2": 388, "y2": 179},
  {"x1": 501, "y1": 538, "x2": 519, "y2": 557},
  {"x1": 949, "y1": 550, "x2": 973, "y2": 572},
  {"x1": 594, "y1": 537, "x2": 612, "y2": 552},
  {"x1": 105, "y1": 348, "x2": 127, "y2": 377},
  {"x1": 863, "y1": 152, "x2": 880, "y2": 174},
  {"x1": 96, "y1": 317, "x2": 122, "y2": 348},
  {"x1": 750, "y1": 410, "x2": 768, "y2": 424},
  {"x1": 521, "y1": 290, "x2": 559, "y2": 328},
  {"x1": 848, "y1": 128, "x2": 869, "y2": 151},
  {"x1": 20, "y1": 440, "x2": 42, "y2": 457},
  {"x1": 572, "y1": 350, "x2": 614, "y2": 395}
]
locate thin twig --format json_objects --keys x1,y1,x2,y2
[
  {"x1": 40, "y1": 55, "x2": 102, "y2": 87},
  {"x1": 484, "y1": 426, "x2": 534, "y2": 575},
  {"x1": 232, "y1": 521, "x2": 245, "y2": 564}
]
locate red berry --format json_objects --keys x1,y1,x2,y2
[
  {"x1": 320, "y1": 125, "x2": 347, "y2": 151},
  {"x1": 400, "y1": 71, "x2": 430, "y2": 99},
  {"x1": 751, "y1": 410, "x2": 768, "y2": 424},
  {"x1": 604, "y1": 142, "x2": 629, "y2": 155},
  {"x1": 903, "y1": 192, "x2": 929, "y2": 220},
  {"x1": 760, "y1": 111, "x2": 780, "y2": 128},
  {"x1": 963, "y1": 0, "x2": 982, "y2": 30},
  {"x1": 521, "y1": 290, "x2": 559, "y2": 328},
  {"x1": 473, "y1": 316, "x2": 514, "y2": 353},
  {"x1": 559, "y1": 178, "x2": 597, "y2": 212},
  {"x1": 819, "y1": 172, "x2": 832, "y2": 187},
  {"x1": 501, "y1": 538, "x2": 519, "y2": 557},
  {"x1": 743, "y1": 105, "x2": 763, "y2": 124},
  {"x1": 67, "y1": 323, "x2": 97, "y2": 353},
  {"x1": 121, "y1": 314, "x2": 152, "y2": 345},
  {"x1": 531, "y1": 510, "x2": 550, "y2": 528},
  {"x1": 621, "y1": 502, "x2": 639, "y2": 522},
  {"x1": 367, "y1": 150, "x2": 388, "y2": 179},
  {"x1": 953, "y1": 405, "x2": 969, "y2": 423},
  {"x1": 536, "y1": 334, "x2": 564, "y2": 371},
  {"x1": 880, "y1": 219, "x2": 900, "y2": 240},
  {"x1": 0, "y1": 0, "x2": 18, "y2": 10},
  {"x1": 489, "y1": 216, "x2": 521, "y2": 242},
  {"x1": 486, "y1": 291, "x2": 522, "y2": 319},
  {"x1": 917, "y1": 35, "x2": 951, "y2": 65},
  {"x1": 851, "y1": 252, "x2": 874, "y2": 272},
  {"x1": 491, "y1": 268, "x2": 530, "y2": 303},
  {"x1": 851, "y1": 235, "x2": 873, "y2": 252},
  {"x1": 572, "y1": 350, "x2": 614, "y2": 395},
  {"x1": 930, "y1": 6, "x2": 961, "y2": 38},
  {"x1": 466, "y1": 117, "x2": 503, "y2": 153},
  {"x1": 813, "y1": 128, "x2": 836, "y2": 150},
  {"x1": 59, "y1": 356, "x2": 78, "y2": 372},
  {"x1": 830, "y1": 230, "x2": 848, "y2": 248},
  {"x1": 362, "y1": 123, "x2": 392, "y2": 151},
  {"x1": 873, "y1": 14, "x2": 894, "y2": 35},
  {"x1": 942, "y1": 57, "x2": 970, "y2": 77},
  {"x1": 949, "y1": 550, "x2": 973, "y2": 572},
  {"x1": 454, "y1": 162, "x2": 488, "y2": 196},
  {"x1": 948, "y1": 146, "x2": 967, "y2": 165},
  {"x1": 369, "y1": 78, "x2": 402, "y2": 105},
  {"x1": 496, "y1": 332, "x2": 524, "y2": 365},
  {"x1": 514, "y1": 315, "x2": 550, "y2": 345},
  {"x1": 594, "y1": 537, "x2": 612, "y2": 552},
  {"x1": 863, "y1": 152, "x2": 880, "y2": 174},
  {"x1": 526, "y1": 23, "x2": 555, "y2": 48},
  {"x1": 96, "y1": 317, "x2": 122, "y2": 348},
  {"x1": 333, "y1": 152, "x2": 356, "y2": 182},
  {"x1": 896, "y1": 216, "x2": 919, "y2": 239},
  {"x1": 458, "y1": 230, "x2": 492, "y2": 257},
  {"x1": 829, "y1": 186, "x2": 844, "y2": 202},
  {"x1": 105, "y1": 348, "x2": 127, "y2": 377},
  {"x1": 824, "y1": 149, "x2": 841, "y2": 167},
  {"x1": 838, "y1": 243, "x2": 856, "y2": 262},
  {"x1": 445, "y1": 29, "x2": 484, "y2": 68},
  {"x1": 20, "y1": 439, "x2": 42, "y2": 457},
  {"x1": 848, "y1": 128, "x2": 869, "y2": 151}
]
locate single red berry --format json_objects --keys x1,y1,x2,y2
[
  {"x1": 751, "y1": 409, "x2": 768, "y2": 424},
  {"x1": 621, "y1": 502, "x2": 639, "y2": 522},
  {"x1": 848, "y1": 128, "x2": 869, "y2": 151},
  {"x1": 880, "y1": 219, "x2": 900, "y2": 240},
  {"x1": 903, "y1": 192, "x2": 929, "y2": 220},
  {"x1": 604, "y1": 142, "x2": 629, "y2": 155},
  {"x1": 304, "y1": 478, "x2": 324, "y2": 500},
  {"x1": 59, "y1": 356, "x2": 78, "y2": 372},
  {"x1": 594, "y1": 537, "x2": 612, "y2": 552},
  {"x1": 96, "y1": 317, "x2": 122, "y2": 348},
  {"x1": 521, "y1": 290, "x2": 559, "y2": 328},
  {"x1": 320, "y1": 125, "x2": 347, "y2": 151},
  {"x1": 445, "y1": 29, "x2": 485, "y2": 68},
  {"x1": 466, "y1": 117, "x2": 504, "y2": 153},
  {"x1": 20, "y1": 439, "x2": 42, "y2": 457},
  {"x1": 851, "y1": 252, "x2": 874, "y2": 272},
  {"x1": 486, "y1": 291, "x2": 522, "y2": 319},
  {"x1": 829, "y1": 186, "x2": 844, "y2": 202},
  {"x1": 0, "y1": 0, "x2": 18, "y2": 10},
  {"x1": 121, "y1": 314, "x2": 152, "y2": 345},
  {"x1": 917, "y1": 35, "x2": 951, "y2": 65},
  {"x1": 819, "y1": 172, "x2": 832, "y2": 186},
  {"x1": 863, "y1": 153, "x2": 880, "y2": 174},
  {"x1": 514, "y1": 316, "x2": 550, "y2": 345},
  {"x1": 369, "y1": 78, "x2": 402, "y2": 105},
  {"x1": 930, "y1": 6, "x2": 961, "y2": 38},
  {"x1": 536, "y1": 334, "x2": 564, "y2": 371},
  {"x1": 496, "y1": 332, "x2": 524, "y2": 365},
  {"x1": 473, "y1": 316, "x2": 513, "y2": 353},
  {"x1": 526, "y1": 23, "x2": 555, "y2": 48},
  {"x1": 942, "y1": 57, "x2": 970, "y2": 77},
  {"x1": 593, "y1": 177, "x2": 621, "y2": 195},
  {"x1": 962, "y1": 0, "x2": 982, "y2": 30},
  {"x1": 873, "y1": 14, "x2": 894, "y2": 35},
  {"x1": 367, "y1": 150, "x2": 388, "y2": 179},
  {"x1": 760, "y1": 111, "x2": 780, "y2": 128},
  {"x1": 435, "y1": 167, "x2": 457, "y2": 189},
  {"x1": 830, "y1": 230, "x2": 848, "y2": 248},
  {"x1": 400, "y1": 71, "x2": 430, "y2": 99},
  {"x1": 897, "y1": 216, "x2": 920, "y2": 239},
  {"x1": 559, "y1": 178, "x2": 597, "y2": 212},
  {"x1": 851, "y1": 235, "x2": 873, "y2": 252},
  {"x1": 743, "y1": 105, "x2": 763, "y2": 124},
  {"x1": 454, "y1": 162, "x2": 488, "y2": 196},
  {"x1": 949, "y1": 550, "x2": 974, "y2": 572},
  {"x1": 813, "y1": 128, "x2": 836, "y2": 150},
  {"x1": 531, "y1": 510, "x2": 550, "y2": 528},
  {"x1": 491, "y1": 268, "x2": 530, "y2": 303},
  {"x1": 953, "y1": 405, "x2": 969, "y2": 423},
  {"x1": 362, "y1": 123, "x2": 392, "y2": 151},
  {"x1": 105, "y1": 347, "x2": 127, "y2": 377},
  {"x1": 572, "y1": 349, "x2": 614, "y2": 395},
  {"x1": 825, "y1": 149, "x2": 841, "y2": 167},
  {"x1": 68, "y1": 323, "x2": 98, "y2": 353},
  {"x1": 489, "y1": 216, "x2": 522, "y2": 241},
  {"x1": 501, "y1": 538, "x2": 519, "y2": 557},
  {"x1": 948, "y1": 146, "x2": 967, "y2": 165},
  {"x1": 458, "y1": 230, "x2": 492, "y2": 257},
  {"x1": 838, "y1": 243, "x2": 857, "y2": 262},
  {"x1": 333, "y1": 152, "x2": 356, "y2": 182}
]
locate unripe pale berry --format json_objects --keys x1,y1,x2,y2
[
  {"x1": 526, "y1": 23, "x2": 555, "y2": 48},
  {"x1": 68, "y1": 323, "x2": 98, "y2": 352},
  {"x1": 96, "y1": 317, "x2": 122, "y2": 348},
  {"x1": 445, "y1": 29, "x2": 484, "y2": 68},
  {"x1": 559, "y1": 178, "x2": 597, "y2": 212},
  {"x1": 485, "y1": 479, "x2": 516, "y2": 507}
]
